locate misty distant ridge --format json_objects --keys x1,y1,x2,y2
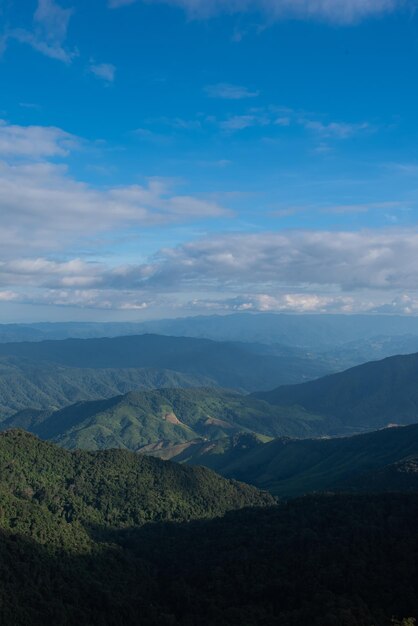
[{"x1": 4, "y1": 313, "x2": 418, "y2": 349}]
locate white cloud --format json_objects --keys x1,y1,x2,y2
[
  {"x1": 132, "y1": 229, "x2": 418, "y2": 292},
  {"x1": 190, "y1": 293, "x2": 356, "y2": 313},
  {"x1": 0, "y1": 121, "x2": 231, "y2": 258},
  {"x1": 4, "y1": 227, "x2": 418, "y2": 312},
  {"x1": 321, "y1": 201, "x2": 407, "y2": 214},
  {"x1": 220, "y1": 114, "x2": 269, "y2": 132},
  {"x1": 0, "y1": 162, "x2": 230, "y2": 256},
  {"x1": 12, "y1": 0, "x2": 76, "y2": 64},
  {"x1": 88, "y1": 61, "x2": 116, "y2": 83},
  {"x1": 204, "y1": 83, "x2": 260, "y2": 99},
  {"x1": 0, "y1": 291, "x2": 19, "y2": 302},
  {"x1": 303, "y1": 119, "x2": 371, "y2": 138},
  {"x1": 0, "y1": 121, "x2": 78, "y2": 158},
  {"x1": 109, "y1": 0, "x2": 406, "y2": 24}
]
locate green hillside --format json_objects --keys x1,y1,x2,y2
[
  {"x1": 0, "y1": 356, "x2": 211, "y2": 418},
  {"x1": 0, "y1": 430, "x2": 273, "y2": 547},
  {"x1": 2, "y1": 387, "x2": 331, "y2": 450},
  {"x1": 196, "y1": 423, "x2": 418, "y2": 497},
  {"x1": 254, "y1": 351, "x2": 418, "y2": 431}
]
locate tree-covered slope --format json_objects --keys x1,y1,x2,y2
[
  {"x1": 0, "y1": 491, "x2": 417, "y2": 625},
  {"x1": 254, "y1": 351, "x2": 418, "y2": 431},
  {"x1": 346, "y1": 456, "x2": 418, "y2": 493},
  {"x1": 2, "y1": 388, "x2": 331, "y2": 450},
  {"x1": 202, "y1": 423, "x2": 418, "y2": 497},
  {"x1": 0, "y1": 430, "x2": 273, "y2": 547},
  {"x1": 0, "y1": 355, "x2": 211, "y2": 418}
]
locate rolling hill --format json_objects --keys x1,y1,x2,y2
[
  {"x1": 2, "y1": 387, "x2": 332, "y2": 449},
  {"x1": 0, "y1": 429, "x2": 273, "y2": 545}
]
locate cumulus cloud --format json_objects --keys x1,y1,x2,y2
[
  {"x1": 0, "y1": 162, "x2": 230, "y2": 256},
  {"x1": 12, "y1": 0, "x2": 76, "y2": 64},
  {"x1": 109, "y1": 0, "x2": 405, "y2": 24},
  {"x1": 2, "y1": 118, "x2": 417, "y2": 315},
  {"x1": 0, "y1": 121, "x2": 78, "y2": 158},
  {"x1": 4, "y1": 227, "x2": 418, "y2": 312},
  {"x1": 0, "y1": 121, "x2": 230, "y2": 258},
  {"x1": 6, "y1": 228, "x2": 418, "y2": 294},
  {"x1": 124, "y1": 229, "x2": 418, "y2": 292},
  {"x1": 190, "y1": 293, "x2": 356, "y2": 313}
]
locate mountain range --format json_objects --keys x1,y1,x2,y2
[
  {"x1": 0, "y1": 334, "x2": 333, "y2": 418},
  {"x1": 2, "y1": 387, "x2": 331, "y2": 449},
  {"x1": 7, "y1": 348, "x2": 418, "y2": 453},
  {"x1": 4, "y1": 313, "x2": 418, "y2": 348}
]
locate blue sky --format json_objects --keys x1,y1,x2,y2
[{"x1": 1, "y1": 0, "x2": 418, "y2": 321}]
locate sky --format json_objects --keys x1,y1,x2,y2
[{"x1": 1, "y1": 0, "x2": 418, "y2": 321}]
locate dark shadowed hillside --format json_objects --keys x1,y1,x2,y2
[
  {"x1": 188, "y1": 423, "x2": 418, "y2": 497},
  {"x1": 0, "y1": 487, "x2": 417, "y2": 625},
  {"x1": 254, "y1": 351, "x2": 418, "y2": 431}
]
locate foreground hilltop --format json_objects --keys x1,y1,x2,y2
[
  {"x1": 0, "y1": 429, "x2": 273, "y2": 549},
  {"x1": 0, "y1": 432, "x2": 417, "y2": 624}
]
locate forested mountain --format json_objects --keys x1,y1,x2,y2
[
  {"x1": 0, "y1": 475, "x2": 416, "y2": 624},
  {"x1": 0, "y1": 356, "x2": 212, "y2": 418},
  {"x1": 254, "y1": 351, "x2": 418, "y2": 431},
  {"x1": 9, "y1": 390, "x2": 418, "y2": 500},
  {"x1": 0, "y1": 430, "x2": 273, "y2": 543},
  {"x1": 181, "y1": 423, "x2": 418, "y2": 497},
  {"x1": 2, "y1": 387, "x2": 332, "y2": 449},
  {"x1": 0, "y1": 335, "x2": 331, "y2": 405}
]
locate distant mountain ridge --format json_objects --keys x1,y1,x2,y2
[
  {"x1": 0, "y1": 355, "x2": 212, "y2": 418},
  {"x1": 0, "y1": 334, "x2": 332, "y2": 418},
  {"x1": 4, "y1": 313, "x2": 418, "y2": 348}
]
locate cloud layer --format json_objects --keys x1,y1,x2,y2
[{"x1": 3, "y1": 228, "x2": 418, "y2": 313}]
